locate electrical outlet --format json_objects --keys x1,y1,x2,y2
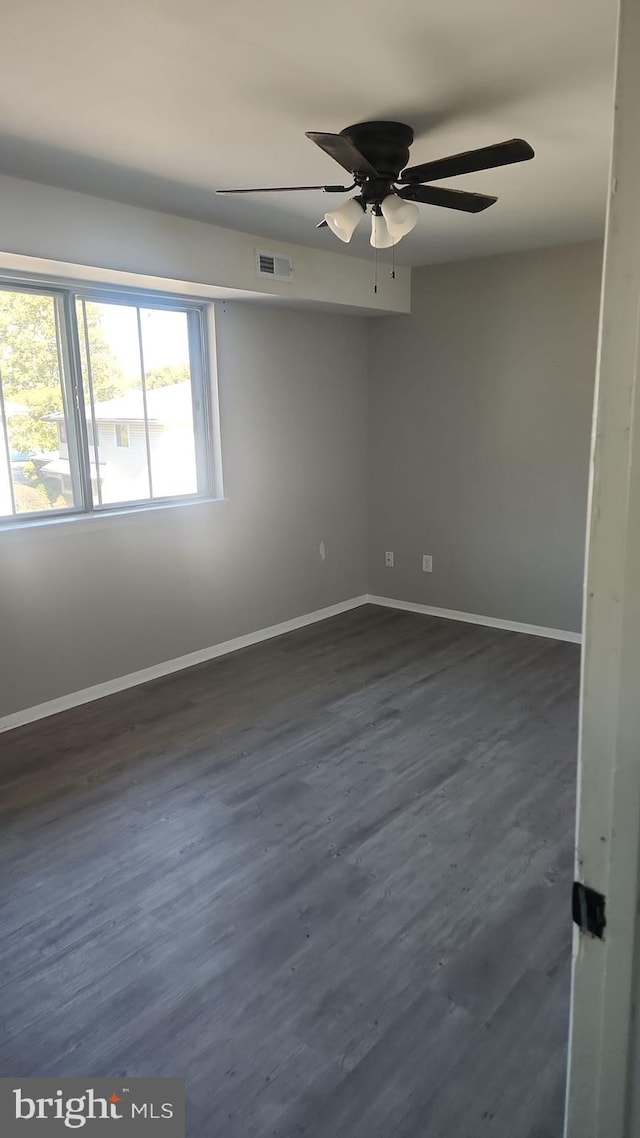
[
  {"x1": 385, "y1": 551, "x2": 394, "y2": 568},
  {"x1": 422, "y1": 554, "x2": 433, "y2": 573}
]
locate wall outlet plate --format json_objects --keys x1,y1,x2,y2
[
  {"x1": 385, "y1": 551, "x2": 394, "y2": 567},
  {"x1": 422, "y1": 554, "x2": 433, "y2": 573}
]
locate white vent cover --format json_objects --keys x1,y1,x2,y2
[{"x1": 256, "y1": 250, "x2": 294, "y2": 281}]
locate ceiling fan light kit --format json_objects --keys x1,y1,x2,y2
[
  {"x1": 217, "y1": 120, "x2": 534, "y2": 251},
  {"x1": 324, "y1": 193, "x2": 419, "y2": 248}
]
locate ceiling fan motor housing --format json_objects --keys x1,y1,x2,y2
[{"x1": 340, "y1": 121, "x2": 414, "y2": 202}]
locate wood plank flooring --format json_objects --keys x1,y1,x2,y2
[{"x1": 0, "y1": 604, "x2": 580, "y2": 1137}]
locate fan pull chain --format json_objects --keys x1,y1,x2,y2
[
  {"x1": 374, "y1": 244, "x2": 378, "y2": 294},
  {"x1": 391, "y1": 240, "x2": 396, "y2": 280}
]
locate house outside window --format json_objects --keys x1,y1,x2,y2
[{"x1": 0, "y1": 281, "x2": 217, "y2": 521}]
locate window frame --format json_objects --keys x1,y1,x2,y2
[{"x1": 0, "y1": 278, "x2": 216, "y2": 526}]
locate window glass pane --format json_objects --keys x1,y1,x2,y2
[
  {"x1": 77, "y1": 300, "x2": 151, "y2": 506},
  {"x1": 139, "y1": 308, "x2": 198, "y2": 499},
  {"x1": 0, "y1": 288, "x2": 77, "y2": 517},
  {"x1": 77, "y1": 300, "x2": 199, "y2": 506}
]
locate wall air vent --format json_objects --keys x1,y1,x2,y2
[{"x1": 256, "y1": 250, "x2": 294, "y2": 281}]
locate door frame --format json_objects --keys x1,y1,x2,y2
[{"x1": 565, "y1": 0, "x2": 640, "y2": 1133}]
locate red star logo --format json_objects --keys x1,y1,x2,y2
[{"x1": 108, "y1": 1094, "x2": 122, "y2": 1103}]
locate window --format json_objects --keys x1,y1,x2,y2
[{"x1": 0, "y1": 281, "x2": 214, "y2": 522}]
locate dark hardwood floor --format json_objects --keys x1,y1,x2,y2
[{"x1": 0, "y1": 604, "x2": 580, "y2": 1137}]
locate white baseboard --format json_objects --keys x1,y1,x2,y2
[
  {"x1": 0, "y1": 592, "x2": 581, "y2": 735},
  {"x1": 366, "y1": 595, "x2": 582, "y2": 644},
  {"x1": 0, "y1": 595, "x2": 369, "y2": 735}
]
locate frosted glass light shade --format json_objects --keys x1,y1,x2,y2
[
  {"x1": 381, "y1": 194, "x2": 419, "y2": 238},
  {"x1": 324, "y1": 198, "x2": 365, "y2": 243},
  {"x1": 370, "y1": 212, "x2": 395, "y2": 249}
]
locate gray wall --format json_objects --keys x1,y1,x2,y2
[
  {"x1": 0, "y1": 241, "x2": 604, "y2": 720},
  {"x1": 367, "y1": 242, "x2": 603, "y2": 632},
  {"x1": 0, "y1": 301, "x2": 368, "y2": 717}
]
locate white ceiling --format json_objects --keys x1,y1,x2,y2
[{"x1": 0, "y1": 0, "x2": 617, "y2": 266}]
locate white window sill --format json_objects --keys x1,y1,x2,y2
[{"x1": 0, "y1": 495, "x2": 228, "y2": 536}]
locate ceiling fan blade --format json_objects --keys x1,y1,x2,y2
[
  {"x1": 397, "y1": 184, "x2": 497, "y2": 213},
  {"x1": 306, "y1": 132, "x2": 379, "y2": 178},
  {"x1": 216, "y1": 184, "x2": 349, "y2": 194},
  {"x1": 400, "y1": 138, "x2": 534, "y2": 184}
]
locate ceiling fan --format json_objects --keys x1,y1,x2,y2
[{"x1": 217, "y1": 121, "x2": 535, "y2": 248}]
